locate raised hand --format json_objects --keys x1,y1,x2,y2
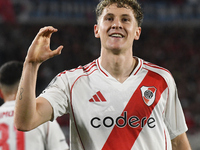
[{"x1": 25, "y1": 26, "x2": 63, "y2": 64}]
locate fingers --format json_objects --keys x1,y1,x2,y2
[{"x1": 36, "y1": 26, "x2": 58, "y2": 40}]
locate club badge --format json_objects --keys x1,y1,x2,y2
[{"x1": 140, "y1": 86, "x2": 157, "y2": 106}]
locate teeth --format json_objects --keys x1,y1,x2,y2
[{"x1": 111, "y1": 34, "x2": 123, "y2": 38}]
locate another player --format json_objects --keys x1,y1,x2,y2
[
  {"x1": 14, "y1": 0, "x2": 191, "y2": 149},
  {"x1": 0, "y1": 61, "x2": 69, "y2": 150}
]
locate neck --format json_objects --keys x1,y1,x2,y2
[
  {"x1": 0, "y1": 84, "x2": 18, "y2": 102},
  {"x1": 100, "y1": 50, "x2": 137, "y2": 83},
  {"x1": 3, "y1": 93, "x2": 16, "y2": 102}
]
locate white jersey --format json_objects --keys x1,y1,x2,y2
[
  {"x1": 0, "y1": 101, "x2": 69, "y2": 150},
  {"x1": 40, "y1": 57, "x2": 188, "y2": 150}
]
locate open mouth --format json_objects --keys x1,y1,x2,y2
[{"x1": 109, "y1": 33, "x2": 124, "y2": 38}]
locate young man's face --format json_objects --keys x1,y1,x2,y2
[{"x1": 94, "y1": 3, "x2": 141, "y2": 54}]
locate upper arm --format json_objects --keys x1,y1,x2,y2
[
  {"x1": 36, "y1": 97, "x2": 54, "y2": 124},
  {"x1": 15, "y1": 97, "x2": 53, "y2": 131},
  {"x1": 171, "y1": 132, "x2": 191, "y2": 150}
]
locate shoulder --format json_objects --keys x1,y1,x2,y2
[
  {"x1": 143, "y1": 60, "x2": 171, "y2": 75},
  {"x1": 141, "y1": 59, "x2": 175, "y2": 85},
  {"x1": 57, "y1": 59, "x2": 98, "y2": 80}
]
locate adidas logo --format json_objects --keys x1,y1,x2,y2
[{"x1": 89, "y1": 91, "x2": 107, "y2": 102}]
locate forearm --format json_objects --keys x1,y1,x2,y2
[{"x1": 14, "y1": 61, "x2": 40, "y2": 131}]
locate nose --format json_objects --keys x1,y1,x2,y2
[{"x1": 111, "y1": 18, "x2": 122, "y2": 29}]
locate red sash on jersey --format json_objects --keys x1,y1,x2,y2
[{"x1": 102, "y1": 70, "x2": 167, "y2": 150}]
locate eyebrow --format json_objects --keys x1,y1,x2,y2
[
  {"x1": 105, "y1": 13, "x2": 131, "y2": 17},
  {"x1": 121, "y1": 14, "x2": 131, "y2": 17},
  {"x1": 105, "y1": 13, "x2": 114, "y2": 17}
]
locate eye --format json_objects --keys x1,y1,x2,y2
[
  {"x1": 106, "y1": 17, "x2": 113, "y2": 21},
  {"x1": 122, "y1": 18, "x2": 130, "y2": 22}
]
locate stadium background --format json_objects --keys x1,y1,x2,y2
[{"x1": 0, "y1": 0, "x2": 200, "y2": 149}]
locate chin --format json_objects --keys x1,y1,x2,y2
[{"x1": 110, "y1": 47, "x2": 123, "y2": 55}]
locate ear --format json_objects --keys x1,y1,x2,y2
[
  {"x1": 94, "y1": 24, "x2": 100, "y2": 38},
  {"x1": 0, "y1": 89, "x2": 4, "y2": 99},
  {"x1": 134, "y1": 27, "x2": 142, "y2": 40}
]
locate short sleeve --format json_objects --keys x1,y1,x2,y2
[
  {"x1": 39, "y1": 74, "x2": 70, "y2": 120},
  {"x1": 164, "y1": 76, "x2": 188, "y2": 139}
]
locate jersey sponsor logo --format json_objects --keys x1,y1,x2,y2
[
  {"x1": 91, "y1": 111, "x2": 156, "y2": 129},
  {"x1": 89, "y1": 91, "x2": 106, "y2": 102},
  {"x1": 140, "y1": 86, "x2": 157, "y2": 106}
]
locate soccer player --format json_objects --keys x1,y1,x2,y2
[
  {"x1": 0, "y1": 61, "x2": 69, "y2": 150},
  {"x1": 14, "y1": 0, "x2": 191, "y2": 149}
]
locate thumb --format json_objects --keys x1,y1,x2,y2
[{"x1": 50, "y1": 45, "x2": 63, "y2": 58}]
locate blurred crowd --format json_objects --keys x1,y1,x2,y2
[{"x1": 1, "y1": 0, "x2": 200, "y2": 26}]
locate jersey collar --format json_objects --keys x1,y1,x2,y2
[{"x1": 96, "y1": 57, "x2": 143, "y2": 78}]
